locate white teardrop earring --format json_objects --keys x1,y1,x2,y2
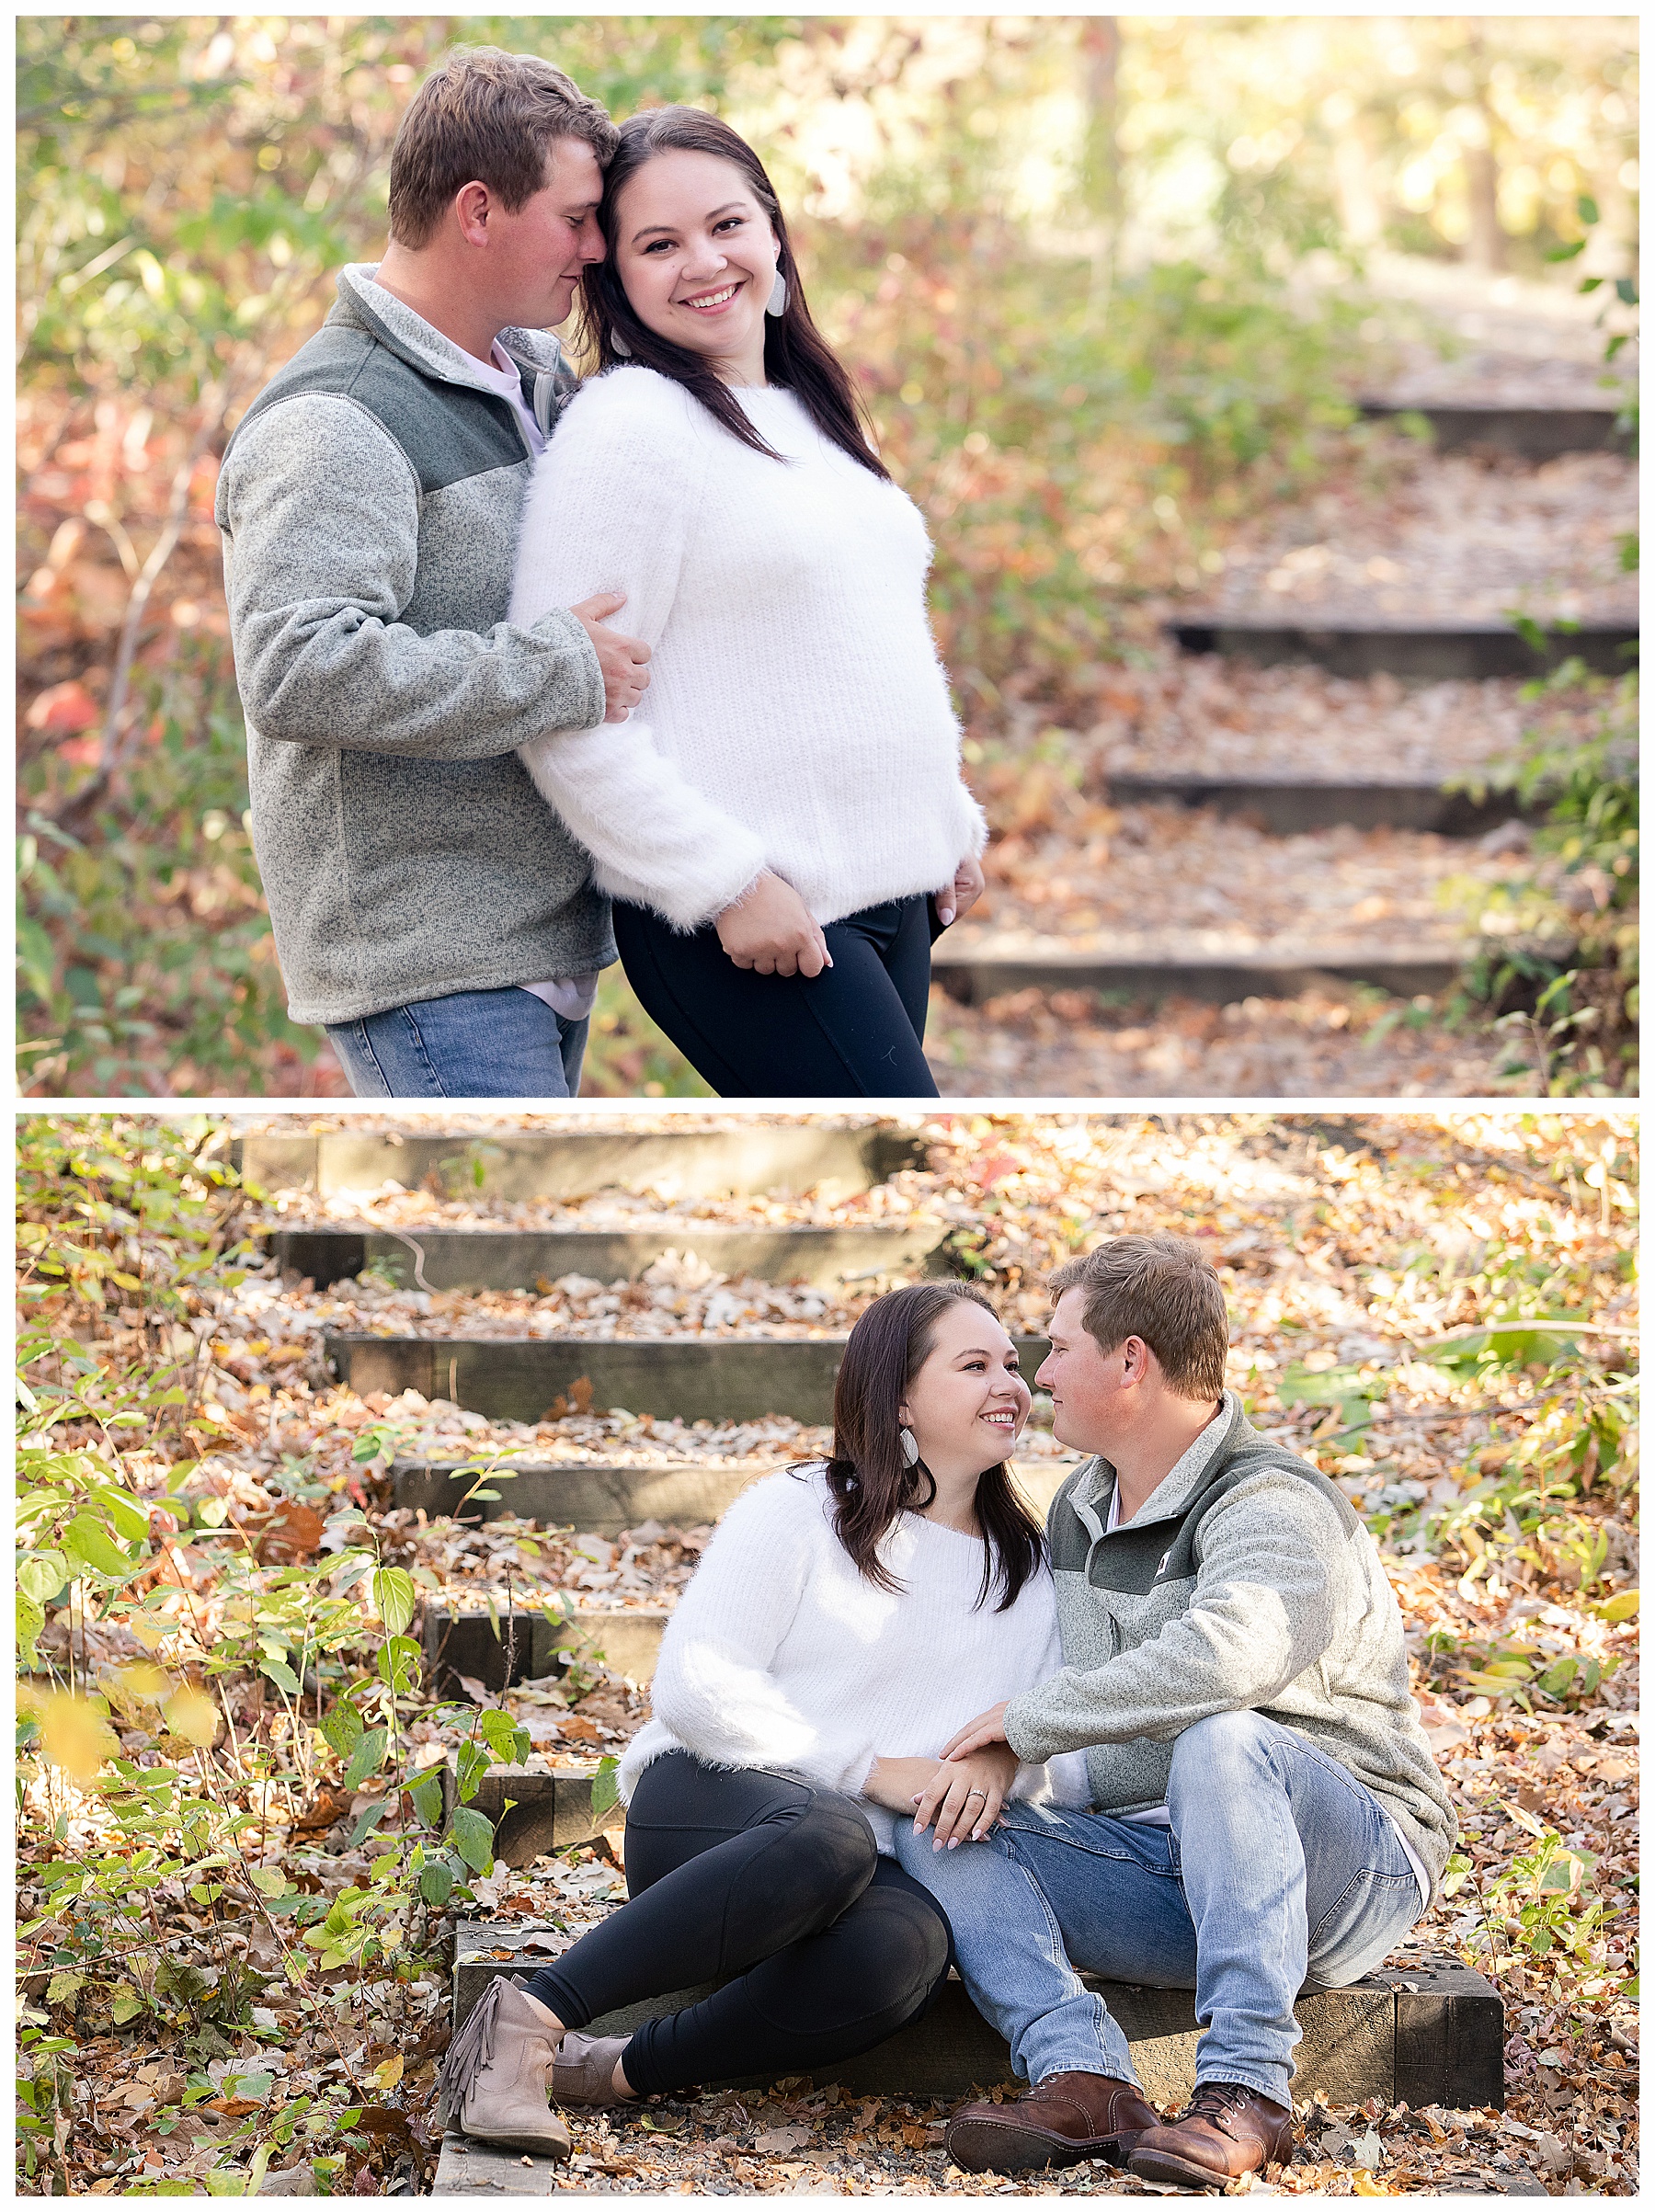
[
  {"x1": 610, "y1": 329, "x2": 633, "y2": 359},
  {"x1": 898, "y1": 1426, "x2": 919, "y2": 1467},
  {"x1": 766, "y1": 269, "x2": 788, "y2": 318}
]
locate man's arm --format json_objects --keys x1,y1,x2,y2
[
  {"x1": 999, "y1": 1477, "x2": 1347, "y2": 1764},
  {"x1": 218, "y1": 393, "x2": 623, "y2": 758}
]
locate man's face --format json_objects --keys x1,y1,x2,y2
[
  {"x1": 487, "y1": 136, "x2": 607, "y2": 328},
  {"x1": 1034, "y1": 1288, "x2": 1131, "y2": 1455}
]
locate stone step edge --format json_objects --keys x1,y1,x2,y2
[{"x1": 448, "y1": 1918, "x2": 1503, "y2": 2112}]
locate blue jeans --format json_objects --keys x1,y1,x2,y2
[
  {"x1": 894, "y1": 1710, "x2": 1424, "y2": 2107},
  {"x1": 325, "y1": 986, "x2": 589, "y2": 1098}
]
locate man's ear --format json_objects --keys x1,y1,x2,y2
[{"x1": 1120, "y1": 1334, "x2": 1152, "y2": 1386}]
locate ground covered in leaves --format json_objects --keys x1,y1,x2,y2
[{"x1": 17, "y1": 1112, "x2": 1638, "y2": 2195}]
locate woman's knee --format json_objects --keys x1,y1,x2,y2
[{"x1": 768, "y1": 1791, "x2": 880, "y2": 1910}]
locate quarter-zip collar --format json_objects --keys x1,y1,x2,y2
[
  {"x1": 1067, "y1": 1388, "x2": 1245, "y2": 1551},
  {"x1": 330, "y1": 264, "x2": 575, "y2": 442}
]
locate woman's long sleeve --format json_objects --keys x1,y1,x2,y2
[
  {"x1": 510, "y1": 372, "x2": 768, "y2": 927},
  {"x1": 643, "y1": 1479, "x2": 821, "y2": 1773}
]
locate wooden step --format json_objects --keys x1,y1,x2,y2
[
  {"x1": 440, "y1": 1763, "x2": 629, "y2": 1864},
  {"x1": 424, "y1": 1608, "x2": 669, "y2": 1696},
  {"x1": 268, "y1": 1221, "x2": 946, "y2": 1293},
  {"x1": 395, "y1": 1453, "x2": 1074, "y2": 1538},
  {"x1": 931, "y1": 940, "x2": 1464, "y2": 1008},
  {"x1": 1358, "y1": 398, "x2": 1632, "y2": 460},
  {"x1": 1106, "y1": 773, "x2": 1531, "y2": 838},
  {"x1": 1168, "y1": 615, "x2": 1637, "y2": 681},
  {"x1": 447, "y1": 1918, "x2": 1503, "y2": 2115},
  {"x1": 235, "y1": 1125, "x2": 922, "y2": 1203},
  {"x1": 395, "y1": 1454, "x2": 771, "y2": 1535},
  {"x1": 325, "y1": 1331, "x2": 1049, "y2": 1428}
]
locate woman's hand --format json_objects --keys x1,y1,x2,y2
[
  {"x1": 911, "y1": 1742, "x2": 1020, "y2": 1852},
  {"x1": 862, "y1": 1756, "x2": 943, "y2": 1814},
  {"x1": 715, "y1": 872, "x2": 832, "y2": 978},
  {"x1": 932, "y1": 853, "x2": 986, "y2": 929}
]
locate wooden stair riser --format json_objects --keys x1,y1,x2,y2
[
  {"x1": 269, "y1": 1223, "x2": 948, "y2": 1294},
  {"x1": 451, "y1": 1921, "x2": 1503, "y2": 2110},
  {"x1": 236, "y1": 1127, "x2": 922, "y2": 1203},
  {"x1": 395, "y1": 1456, "x2": 1071, "y2": 1540},
  {"x1": 1169, "y1": 618, "x2": 1636, "y2": 681},
  {"x1": 326, "y1": 1331, "x2": 1050, "y2": 1429}
]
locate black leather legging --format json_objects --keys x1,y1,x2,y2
[
  {"x1": 614, "y1": 895, "x2": 941, "y2": 1099},
  {"x1": 520, "y1": 1751, "x2": 953, "y2": 2095}
]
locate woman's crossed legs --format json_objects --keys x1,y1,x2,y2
[{"x1": 522, "y1": 1751, "x2": 951, "y2": 2096}]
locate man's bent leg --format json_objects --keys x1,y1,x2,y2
[
  {"x1": 325, "y1": 987, "x2": 580, "y2": 1099},
  {"x1": 1166, "y1": 1710, "x2": 1424, "y2": 2107},
  {"x1": 894, "y1": 1803, "x2": 1194, "y2": 2088}
]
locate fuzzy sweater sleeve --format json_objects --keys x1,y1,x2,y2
[
  {"x1": 641, "y1": 1476, "x2": 824, "y2": 1772},
  {"x1": 1003, "y1": 1474, "x2": 1345, "y2": 1762},
  {"x1": 509, "y1": 371, "x2": 769, "y2": 928}
]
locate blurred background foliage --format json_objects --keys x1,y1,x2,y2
[{"x1": 16, "y1": 14, "x2": 1641, "y2": 1096}]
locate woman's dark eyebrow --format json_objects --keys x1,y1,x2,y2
[
  {"x1": 630, "y1": 200, "x2": 748, "y2": 245},
  {"x1": 953, "y1": 1343, "x2": 1009, "y2": 1363}
]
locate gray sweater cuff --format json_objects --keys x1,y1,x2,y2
[{"x1": 530, "y1": 607, "x2": 606, "y2": 732}]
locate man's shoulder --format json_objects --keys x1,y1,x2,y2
[
  {"x1": 1195, "y1": 1419, "x2": 1362, "y2": 1542},
  {"x1": 230, "y1": 321, "x2": 527, "y2": 500}
]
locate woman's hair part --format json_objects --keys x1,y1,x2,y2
[
  {"x1": 580, "y1": 104, "x2": 890, "y2": 480},
  {"x1": 816, "y1": 1281, "x2": 1044, "y2": 1612}
]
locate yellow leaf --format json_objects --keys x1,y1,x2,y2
[
  {"x1": 115, "y1": 1662, "x2": 171, "y2": 1702},
  {"x1": 1352, "y1": 2175, "x2": 1388, "y2": 2196},
  {"x1": 40, "y1": 1693, "x2": 120, "y2": 1784},
  {"x1": 373, "y1": 2054, "x2": 405, "y2": 2092},
  {"x1": 162, "y1": 1683, "x2": 221, "y2": 1746}
]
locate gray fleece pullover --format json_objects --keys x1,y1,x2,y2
[
  {"x1": 1004, "y1": 1394, "x2": 1456, "y2": 1901},
  {"x1": 215, "y1": 266, "x2": 616, "y2": 1027}
]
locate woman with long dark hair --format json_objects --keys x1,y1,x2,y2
[
  {"x1": 508, "y1": 107, "x2": 986, "y2": 1097},
  {"x1": 439, "y1": 1283, "x2": 1090, "y2": 2158}
]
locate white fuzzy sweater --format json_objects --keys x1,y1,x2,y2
[
  {"x1": 509, "y1": 369, "x2": 987, "y2": 929},
  {"x1": 617, "y1": 1466, "x2": 1092, "y2": 1853}
]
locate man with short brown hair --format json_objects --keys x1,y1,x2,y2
[
  {"x1": 898, "y1": 1234, "x2": 1455, "y2": 2188},
  {"x1": 216, "y1": 47, "x2": 652, "y2": 1097}
]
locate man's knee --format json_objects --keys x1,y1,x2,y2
[{"x1": 1170, "y1": 1708, "x2": 1277, "y2": 1790}]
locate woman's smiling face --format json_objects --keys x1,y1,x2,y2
[
  {"x1": 611, "y1": 147, "x2": 779, "y2": 384},
  {"x1": 899, "y1": 1299, "x2": 1032, "y2": 1479}
]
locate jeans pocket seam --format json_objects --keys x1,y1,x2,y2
[{"x1": 399, "y1": 1007, "x2": 450, "y2": 1098}]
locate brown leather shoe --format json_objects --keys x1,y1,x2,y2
[
  {"x1": 1127, "y1": 2080, "x2": 1295, "y2": 2187},
  {"x1": 946, "y1": 2071, "x2": 1160, "y2": 2172}
]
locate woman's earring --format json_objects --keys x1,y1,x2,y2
[
  {"x1": 898, "y1": 1426, "x2": 919, "y2": 1467},
  {"x1": 610, "y1": 329, "x2": 633, "y2": 359},
  {"x1": 766, "y1": 270, "x2": 788, "y2": 318}
]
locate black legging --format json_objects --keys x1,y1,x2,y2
[
  {"x1": 520, "y1": 1753, "x2": 953, "y2": 2095},
  {"x1": 615, "y1": 895, "x2": 941, "y2": 1098}
]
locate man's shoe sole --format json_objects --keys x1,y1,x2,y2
[
  {"x1": 945, "y1": 2119, "x2": 1143, "y2": 2174},
  {"x1": 1127, "y1": 2143, "x2": 1244, "y2": 2189}
]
